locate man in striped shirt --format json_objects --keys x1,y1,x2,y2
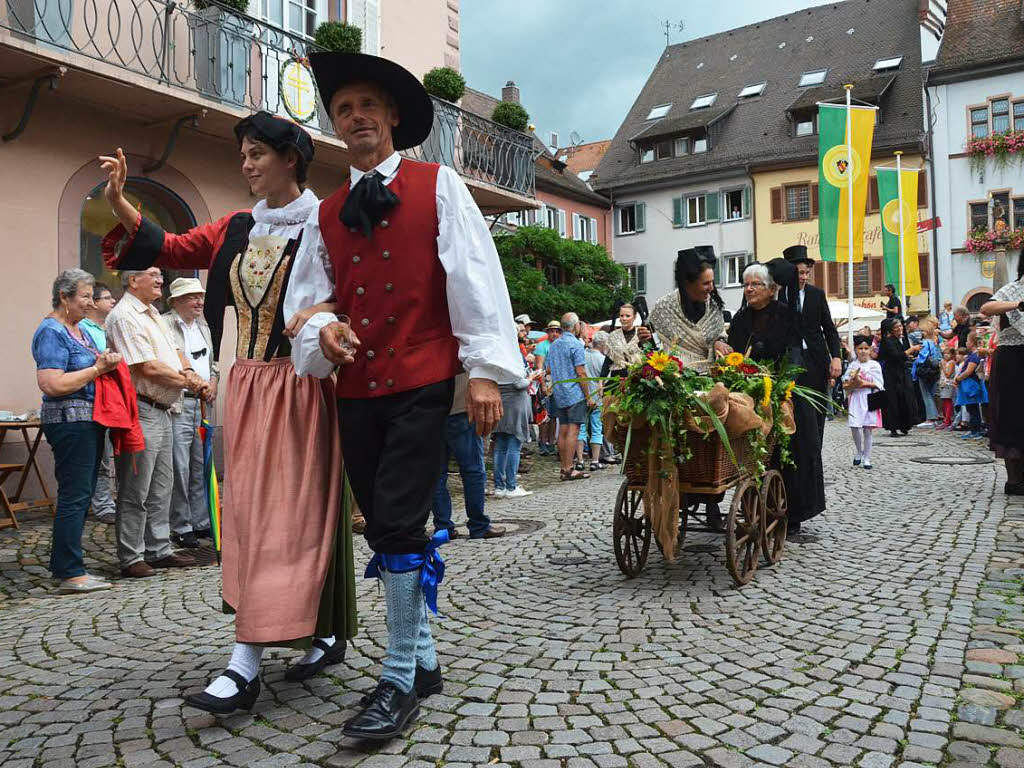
[{"x1": 105, "y1": 267, "x2": 205, "y2": 578}]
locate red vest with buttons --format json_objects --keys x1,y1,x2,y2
[{"x1": 319, "y1": 159, "x2": 462, "y2": 399}]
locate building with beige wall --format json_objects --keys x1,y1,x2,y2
[
  {"x1": 753, "y1": 156, "x2": 933, "y2": 314},
  {"x1": 0, "y1": 0, "x2": 534, "y2": 489}
]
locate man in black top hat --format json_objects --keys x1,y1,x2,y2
[{"x1": 782, "y1": 245, "x2": 842, "y2": 439}]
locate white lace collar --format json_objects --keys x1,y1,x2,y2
[{"x1": 251, "y1": 188, "x2": 319, "y2": 227}]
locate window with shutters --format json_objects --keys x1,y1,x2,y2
[
  {"x1": 618, "y1": 203, "x2": 644, "y2": 235},
  {"x1": 1013, "y1": 198, "x2": 1024, "y2": 229},
  {"x1": 827, "y1": 262, "x2": 840, "y2": 295},
  {"x1": 992, "y1": 98, "x2": 1011, "y2": 134},
  {"x1": 626, "y1": 264, "x2": 647, "y2": 294},
  {"x1": 919, "y1": 253, "x2": 931, "y2": 292},
  {"x1": 796, "y1": 118, "x2": 816, "y2": 137},
  {"x1": 589, "y1": 217, "x2": 598, "y2": 244},
  {"x1": 868, "y1": 256, "x2": 884, "y2": 294},
  {"x1": 574, "y1": 214, "x2": 593, "y2": 242},
  {"x1": 917, "y1": 170, "x2": 928, "y2": 208},
  {"x1": 673, "y1": 137, "x2": 690, "y2": 156},
  {"x1": 852, "y1": 259, "x2": 871, "y2": 297},
  {"x1": 970, "y1": 106, "x2": 989, "y2": 138},
  {"x1": 785, "y1": 184, "x2": 811, "y2": 221},
  {"x1": 1015, "y1": 101, "x2": 1024, "y2": 131},
  {"x1": 723, "y1": 188, "x2": 744, "y2": 220},
  {"x1": 725, "y1": 253, "x2": 752, "y2": 287},
  {"x1": 686, "y1": 195, "x2": 707, "y2": 226},
  {"x1": 812, "y1": 261, "x2": 825, "y2": 288},
  {"x1": 969, "y1": 201, "x2": 988, "y2": 232},
  {"x1": 545, "y1": 206, "x2": 559, "y2": 230}
]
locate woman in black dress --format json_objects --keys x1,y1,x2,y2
[
  {"x1": 877, "y1": 317, "x2": 920, "y2": 437},
  {"x1": 727, "y1": 259, "x2": 825, "y2": 534}
]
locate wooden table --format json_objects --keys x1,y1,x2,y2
[{"x1": 0, "y1": 420, "x2": 56, "y2": 530}]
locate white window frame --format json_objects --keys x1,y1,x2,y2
[
  {"x1": 796, "y1": 117, "x2": 816, "y2": 137},
  {"x1": 645, "y1": 103, "x2": 672, "y2": 120},
  {"x1": 588, "y1": 216, "x2": 598, "y2": 244},
  {"x1": 872, "y1": 56, "x2": 903, "y2": 71},
  {"x1": 626, "y1": 263, "x2": 647, "y2": 295},
  {"x1": 545, "y1": 205, "x2": 559, "y2": 231},
  {"x1": 673, "y1": 137, "x2": 689, "y2": 156},
  {"x1": 693, "y1": 137, "x2": 708, "y2": 153},
  {"x1": 685, "y1": 194, "x2": 707, "y2": 227},
  {"x1": 799, "y1": 69, "x2": 827, "y2": 87},
  {"x1": 690, "y1": 92, "x2": 718, "y2": 110},
  {"x1": 722, "y1": 188, "x2": 745, "y2": 221},
  {"x1": 738, "y1": 82, "x2": 766, "y2": 98},
  {"x1": 640, "y1": 146, "x2": 654, "y2": 164},
  {"x1": 557, "y1": 208, "x2": 567, "y2": 238},
  {"x1": 725, "y1": 253, "x2": 753, "y2": 287},
  {"x1": 618, "y1": 204, "x2": 637, "y2": 235}
]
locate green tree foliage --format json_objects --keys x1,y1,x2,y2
[
  {"x1": 193, "y1": 0, "x2": 249, "y2": 13},
  {"x1": 422, "y1": 67, "x2": 466, "y2": 103},
  {"x1": 313, "y1": 21, "x2": 362, "y2": 53},
  {"x1": 491, "y1": 102, "x2": 530, "y2": 132},
  {"x1": 495, "y1": 225, "x2": 630, "y2": 323}
]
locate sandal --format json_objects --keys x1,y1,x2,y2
[{"x1": 560, "y1": 469, "x2": 590, "y2": 481}]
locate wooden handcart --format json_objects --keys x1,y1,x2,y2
[{"x1": 612, "y1": 425, "x2": 788, "y2": 586}]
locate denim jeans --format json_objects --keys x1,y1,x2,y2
[
  {"x1": 917, "y1": 377, "x2": 939, "y2": 420},
  {"x1": 42, "y1": 421, "x2": 104, "y2": 579},
  {"x1": 432, "y1": 413, "x2": 491, "y2": 537},
  {"x1": 492, "y1": 432, "x2": 523, "y2": 491}
]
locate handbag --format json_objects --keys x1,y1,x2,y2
[{"x1": 867, "y1": 390, "x2": 887, "y2": 411}]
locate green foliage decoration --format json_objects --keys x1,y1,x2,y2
[
  {"x1": 313, "y1": 21, "x2": 362, "y2": 53},
  {"x1": 491, "y1": 102, "x2": 530, "y2": 132},
  {"x1": 423, "y1": 67, "x2": 466, "y2": 103}
]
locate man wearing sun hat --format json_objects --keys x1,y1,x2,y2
[
  {"x1": 160, "y1": 277, "x2": 217, "y2": 549},
  {"x1": 284, "y1": 52, "x2": 522, "y2": 740},
  {"x1": 532, "y1": 320, "x2": 562, "y2": 455}
]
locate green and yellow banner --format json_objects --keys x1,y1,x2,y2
[
  {"x1": 817, "y1": 104, "x2": 876, "y2": 263},
  {"x1": 877, "y1": 167, "x2": 922, "y2": 296}
]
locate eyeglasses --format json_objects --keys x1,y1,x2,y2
[
  {"x1": 191, "y1": 348, "x2": 207, "y2": 359},
  {"x1": 743, "y1": 281, "x2": 766, "y2": 289}
]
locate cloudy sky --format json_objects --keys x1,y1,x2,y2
[{"x1": 461, "y1": 1, "x2": 937, "y2": 148}]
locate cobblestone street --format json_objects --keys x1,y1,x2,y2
[{"x1": 1, "y1": 422, "x2": 1019, "y2": 768}]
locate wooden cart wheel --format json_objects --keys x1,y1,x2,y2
[
  {"x1": 725, "y1": 477, "x2": 761, "y2": 586},
  {"x1": 760, "y1": 469, "x2": 788, "y2": 564},
  {"x1": 613, "y1": 480, "x2": 651, "y2": 577}
]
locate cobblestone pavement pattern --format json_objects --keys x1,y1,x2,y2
[{"x1": 0, "y1": 423, "x2": 1016, "y2": 768}]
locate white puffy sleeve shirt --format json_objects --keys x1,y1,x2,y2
[{"x1": 285, "y1": 153, "x2": 523, "y2": 387}]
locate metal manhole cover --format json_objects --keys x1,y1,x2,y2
[
  {"x1": 683, "y1": 543, "x2": 719, "y2": 554},
  {"x1": 488, "y1": 518, "x2": 545, "y2": 535},
  {"x1": 549, "y1": 555, "x2": 588, "y2": 566},
  {"x1": 911, "y1": 456, "x2": 994, "y2": 465},
  {"x1": 874, "y1": 441, "x2": 931, "y2": 448}
]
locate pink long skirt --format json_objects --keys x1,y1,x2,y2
[{"x1": 221, "y1": 357, "x2": 342, "y2": 643}]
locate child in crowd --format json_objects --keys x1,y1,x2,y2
[
  {"x1": 954, "y1": 334, "x2": 988, "y2": 440},
  {"x1": 936, "y1": 346, "x2": 956, "y2": 429},
  {"x1": 842, "y1": 335, "x2": 883, "y2": 469},
  {"x1": 950, "y1": 347, "x2": 967, "y2": 430}
]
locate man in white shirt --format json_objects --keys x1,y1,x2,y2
[
  {"x1": 161, "y1": 278, "x2": 218, "y2": 549},
  {"x1": 106, "y1": 267, "x2": 205, "y2": 578}
]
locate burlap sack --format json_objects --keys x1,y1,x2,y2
[
  {"x1": 724, "y1": 392, "x2": 766, "y2": 437},
  {"x1": 682, "y1": 382, "x2": 730, "y2": 434},
  {"x1": 645, "y1": 426, "x2": 681, "y2": 562},
  {"x1": 779, "y1": 399, "x2": 797, "y2": 435}
]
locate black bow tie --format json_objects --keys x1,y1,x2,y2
[{"x1": 340, "y1": 169, "x2": 399, "y2": 238}]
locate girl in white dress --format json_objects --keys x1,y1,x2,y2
[{"x1": 843, "y1": 335, "x2": 884, "y2": 469}]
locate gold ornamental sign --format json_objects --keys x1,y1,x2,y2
[{"x1": 280, "y1": 59, "x2": 317, "y2": 124}]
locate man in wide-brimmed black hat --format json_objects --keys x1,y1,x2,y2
[
  {"x1": 285, "y1": 53, "x2": 523, "y2": 741},
  {"x1": 782, "y1": 244, "x2": 842, "y2": 438}
]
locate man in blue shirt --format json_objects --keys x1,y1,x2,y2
[{"x1": 545, "y1": 313, "x2": 591, "y2": 480}]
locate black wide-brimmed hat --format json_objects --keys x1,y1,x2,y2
[
  {"x1": 782, "y1": 244, "x2": 815, "y2": 266},
  {"x1": 309, "y1": 52, "x2": 434, "y2": 151},
  {"x1": 234, "y1": 111, "x2": 314, "y2": 164},
  {"x1": 677, "y1": 245, "x2": 717, "y2": 269}
]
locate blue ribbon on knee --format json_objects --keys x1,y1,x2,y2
[{"x1": 364, "y1": 528, "x2": 449, "y2": 614}]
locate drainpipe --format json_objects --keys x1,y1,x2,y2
[
  {"x1": 747, "y1": 164, "x2": 756, "y2": 262},
  {"x1": 923, "y1": 84, "x2": 941, "y2": 311}
]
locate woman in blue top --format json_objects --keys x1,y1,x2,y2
[
  {"x1": 954, "y1": 330, "x2": 989, "y2": 439},
  {"x1": 31, "y1": 269, "x2": 122, "y2": 594},
  {"x1": 911, "y1": 317, "x2": 943, "y2": 423}
]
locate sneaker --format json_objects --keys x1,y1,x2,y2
[
  {"x1": 493, "y1": 488, "x2": 508, "y2": 498},
  {"x1": 863, "y1": 462, "x2": 873, "y2": 469},
  {"x1": 95, "y1": 511, "x2": 116, "y2": 525},
  {"x1": 504, "y1": 487, "x2": 533, "y2": 498},
  {"x1": 853, "y1": 457, "x2": 861, "y2": 466}
]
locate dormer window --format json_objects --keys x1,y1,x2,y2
[
  {"x1": 799, "y1": 69, "x2": 827, "y2": 87},
  {"x1": 646, "y1": 103, "x2": 672, "y2": 120},
  {"x1": 738, "y1": 82, "x2": 766, "y2": 98},
  {"x1": 690, "y1": 93, "x2": 718, "y2": 110},
  {"x1": 640, "y1": 146, "x2": 654, "y2": 163},
  {"x1": 873, "y1": 56, "x2": 903, "y2": 71},
  {"x1": 796, "y1": 116, "x2": 816, "y2": 136}
]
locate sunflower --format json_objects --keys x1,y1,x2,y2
[
  {"x1": 647, "y1": 350, "x2": 673, "y2": 372},
  {"x1": 725, "y1": 352, "x2": 745, "y2": 368},
  {"x1": 784, "y1": 381, "x2": 796, "y2": 400},
  {"x1": 761, "y1": 376, "x2": 773, "y2": 409}
]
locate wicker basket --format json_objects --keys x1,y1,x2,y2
[{"x1": 623, "y1": 422, "x2": 762, "y2": 489}]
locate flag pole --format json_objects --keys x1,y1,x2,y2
[
  {"x1": 845, "y1": 84, "x2": 854, "y2": 352},
  {"x1": 895, "y1": 151, "x2": 906, "y2": 320}
]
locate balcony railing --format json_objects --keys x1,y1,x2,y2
[{"x1": 0, "y1": 0, "x2": 535, "y2": 197}]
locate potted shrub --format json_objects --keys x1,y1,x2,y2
[
  {"x1": 490, "y1": 102, "x2": 533, "y2": 192},
  {"x1": 491, "y1": 102, "x2": 529, "y2": 132},
  {"x1": 190, "y1": 0, "x2": 252, "y2": 105},
  {"x1": 422, "y1": 67, "x2": 465, "y2": 166},
  {"x1": 313, "y1": 21, "x2": 361, "y2": 52}
]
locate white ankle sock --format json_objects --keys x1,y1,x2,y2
[
  {"x1": 203, "y1": 643, "x2": 264, "y2": 698},
  {"x1": 297, "y1": 636, "x2": 335, "y2": 665}
]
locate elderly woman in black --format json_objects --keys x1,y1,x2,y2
[
  {"x1": 727, "y1": 259, "x2": 825, "y2": 534},
  {"x1": 876, "y1": 317, "x2": 920, "y2": 437}
]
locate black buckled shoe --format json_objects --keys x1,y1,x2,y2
[
  {"x1": 359, "y1": 664, "x2": 443, "y2": 706},
  {"x1": 285, "y1": 638, "x2": 345, "y2": 682},
  {"x1": 343, "y1": 680, "x2": 419, "y2": 741},
  {"x1": 184, "y1": 669, "x2": 260, "y2": 715}
]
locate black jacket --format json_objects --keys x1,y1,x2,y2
[{"x1": 796, "y1": 284, "x2": 841, "y2": 374}]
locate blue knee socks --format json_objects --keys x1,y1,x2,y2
[{"x1": 381, "y1": 568, "x2": 424, "y2": 693}]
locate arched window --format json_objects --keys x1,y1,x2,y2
[
  {"x1": 80, "y1": 178, "x2": 197, "y2": 308},
  {"x1": 967, "y1": 292, "x2": 992, "y2": 314}
]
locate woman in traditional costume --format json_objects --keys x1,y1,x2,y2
[
  {"x1": 602, "y1": 304, "x2": 648, "y2": 377},
  {"x1": 728, "y1": 259, "x2": 825, "y2": 534},
  {"x1": 980, "y1": 259, "x2": 1024, "y2": 496},
  {"x1": 877, "y1": 317, "x2": 919, "y2": 437},
  {"x1": 98, "y1": 112, "x2": 356, "y2": 714}
]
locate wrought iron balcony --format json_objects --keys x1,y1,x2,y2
[{"x1": 0, "y1": 0, "x2": 535, "y2": 197}]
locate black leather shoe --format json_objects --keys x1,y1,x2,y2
[
  {"x1": 171, "y1": 531, "x2": 200, "y2": 549},
  {"x1": 184, "y1": 669, "x2": 260, "y2": 714},
  {"x1": 285, "y1": 638, "x2": 345, "y2": 682},
  {"x1": 359, "y1": 665, "x2": 442, "y2": 706},
  {"x1": 1006, "y1": 482, "x2": 1024, "y2": 496},
  {"x1": 343, "y1": 680, "x2": 419, "y2": 741}
]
